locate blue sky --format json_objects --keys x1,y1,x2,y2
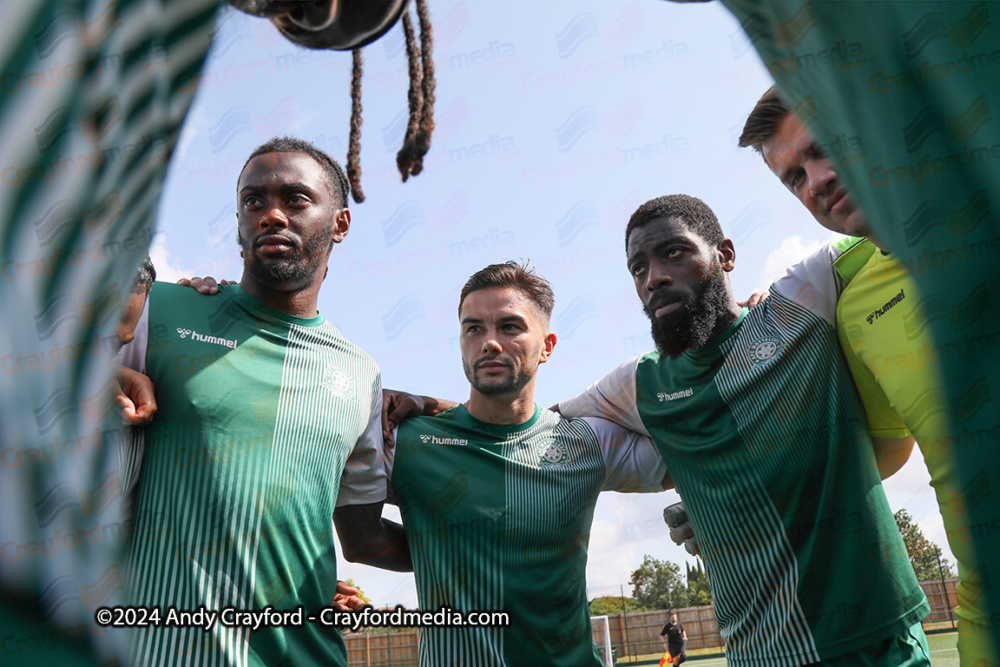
[{"x1": 155, "y1": 0, "x2": 950, "y2": 607}]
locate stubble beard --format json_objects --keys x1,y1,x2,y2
[
  {"x1": 463, "y1": 356, "x2": 535, "y2": 397},
  {"x1": 238, "y1": 227, "x2": 333, "y2": 288}
]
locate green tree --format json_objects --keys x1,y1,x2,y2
[
  {"x1": 686, "y1": 561, "x2": 713, "y2": 606},
  {"x1": 629, "y1": 555, "x2": 688, "y2": 610},
  {"x1": 588, "y1": 595, "x2": 650, "y2": 616},
  {"x1": 894, "y1": 510, "x2": 955, "y2": 581}
]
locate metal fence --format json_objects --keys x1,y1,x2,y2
[{"x1": 343, "y1": 578, "x2": 959, "y2": 666}]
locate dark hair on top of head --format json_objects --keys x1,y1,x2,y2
[
  {"x1": 133, "y1": 255, "x2": 156, "y2": 295},
  {"x1": 738, "y1": 84, "x2": 792, "y2": 155},
  {"x1": 458, "y1": 260, "x2": 555, "y2": 321},
  {"x1": 241, "y1": 136, "x2": 350, "y2": 208},
  {"x1": 345, "y1": 0, "x2": 436, "y2": 202},
  {"x1": 625, "y1": 194, "x2": 724, "y2": 252}
]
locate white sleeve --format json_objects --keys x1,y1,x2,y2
[
  {"x1": 336, "y1": 379, "x2": 389, "y2": 507},
  {"x1": 768, "y1": 243, "x2": 844, "y2": 326},
  {"x1": 113, "y1": 297, "x2": 149, "y2": 372},
  {"x1": 557, "y1": 356, "x2": 648, "y2": 435},
  {"x1": 583, "y1": 417, "x2": 667, "y2": 493}
]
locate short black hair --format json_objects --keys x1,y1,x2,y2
[
  {"x1": 133, "y1": 255, "x2": 155, "y2": 295},
  {"x1": 458, "y1": 261, "x2": 555, "y2": 321},
  {"x1": 240, "y1": 136, "x2": 350, "y2": 208},
  {"x1": 625, "y1": 194, "x2": 724, "y2": 251}
]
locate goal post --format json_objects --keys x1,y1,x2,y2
[{"x1": 591, "y1": 615, "x2": 614, "y2": 667}]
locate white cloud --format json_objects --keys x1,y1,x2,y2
[
  {"x1": 148, "y1": 231, "x2": 243, "y2": 286},
  {"x1": 586, "y1": 490, "x2": 692, "y2": 599},
  {"x1": 755, "y1": 233, "x2": 841, "y2": 292},
  {"x1": 148, "y1": 231, "x2": 188, "y2": 283}
]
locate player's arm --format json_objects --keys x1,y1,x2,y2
[
  {"x1": 114, "y1": 364, "x2": 157, "y2": 424},
  {"x1": 382, "y1": 388, "x2": 458, "y2": 446},
  {"x1": 557, "y1": 357, "x2": 646, "y2": 432},
  {"x1": 589, "y1": 417, "x2": 672, "y2": 492},
  {"x1": 114, "y1": 293, "x2": 154, "y2": 422},
  {"x1": 336, "y1": 384, "x2": 411, "y2": 571},
  {"x1": 838, "y1": 321, "x2": 915, "y2": 479},
  {"x1": 871, "y1": 436, "x2": 915, "y2": 479},
  {"x1": 333, "y1": 502, "x2": 412, "y2": 572}
]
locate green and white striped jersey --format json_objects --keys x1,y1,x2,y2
[
  {"x1": 123, "y1": 283, "x2": 385, "y2": 666},
  {"x1": 388, "y1": 405, "x2": 667, "y2": 667},
  {"x1": 0, "y1": 1, "x2": 219, "y2": 661},
  {"x1": 560, "y1": 244, "x2": 928, "y2": 666}
]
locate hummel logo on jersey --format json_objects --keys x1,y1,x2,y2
[
  {"x1": 658, "y1": 388, "x2": 693, "y2": 402},
  {"x1": 866, "y1": 288, "x2": 905, "y2": 324},
  {"x1": 176, "y1": 327, "x2": 237, "y2": 348},
  {"x1": 418, "y1": 434, "x2": 469, "y2": 446}
]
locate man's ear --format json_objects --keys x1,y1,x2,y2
[
  {"x1": 718, "y1": 238, "x2": 736, "y2": 273},
  {"x1": 538, "y1": 332, "x2": 557, "y2": 364},
  {"x1": 332, "y1": 208, "x2": 351, "y2": 244}
]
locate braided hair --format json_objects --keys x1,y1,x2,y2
[{"x1": 346, "y1": 0, "x2": 436, "y2": 201}]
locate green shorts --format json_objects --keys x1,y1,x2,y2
[{"x1": 811, "y1": 622, "x2": 930, "y2": 667}]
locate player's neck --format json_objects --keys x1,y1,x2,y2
[
  {"x1": 465, "y1": 387, "x2": 536, "y2": 425},
  {"x1": 697, "y1": 292, "x2": 742, "y2": 350},
  {"x1": 239, "y1": 275, "x2": 321, "y2": 318}
]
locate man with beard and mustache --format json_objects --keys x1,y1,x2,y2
[
  {"x1": 335, "y1": 261, "x2": 672, "y2": 667},
  {"x1": 118, "y1": 137, "x2": 409, "y2": 665},
  {"x1": 556, "y1": 194, "x2": 931, "y2": 666}
]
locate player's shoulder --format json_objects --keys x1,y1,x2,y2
[
  {"x1": 551, "y1": 412, "x2": 635, "y2": 446},
  {"x1": 150, "y1": 280, "x2": 203, "y2": 299},
  {"x1": 316, "y1": 321, "x2": 381, "y2": 370},
  {"x1": 832, "y1": 236, "x2": 879, "y2": 286},
  {"x1": 397, "y1": 406, "x2": 464, "y2": 436},
  {"x1": 149, "y1": 280, "x2": 234, "y2": 314}
]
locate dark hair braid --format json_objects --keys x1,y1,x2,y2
[
  {"x1": 348, "y1": 0, "x2": 436, "y2": 197},
  {"x1": 347, "y1": 48, "x2": 365, "y2": 203},
  {"x1": 396, "y1": 10, "x2": 423, "y2": 181},
  {"x1": 410, "y1": 0, "x2": 435, "y2": 176}
]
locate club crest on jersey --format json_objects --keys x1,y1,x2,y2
[
  {"x1": 539, "y1": 443, "x2": 568, "y2": 467},
  {"x1": 748, "y1": 336, "x2": 783, "y2": 365},
  {"x1": 321, "y1": 363, "x2": 356, "y2": 401}
]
